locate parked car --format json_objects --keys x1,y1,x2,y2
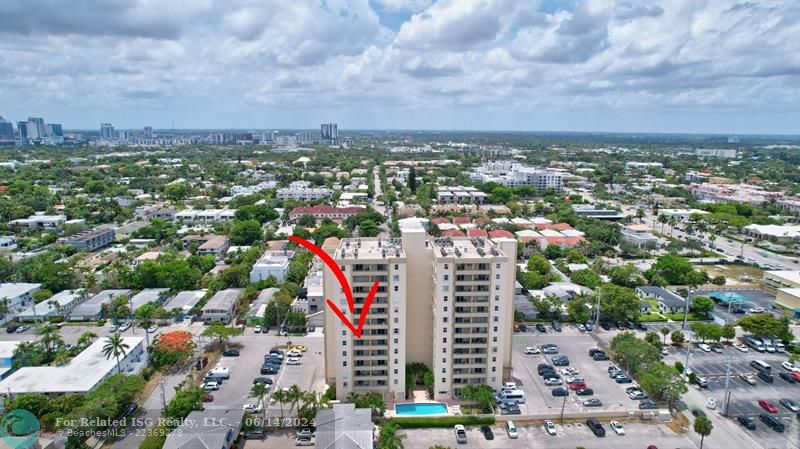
[
  {"x1": 195, "y1": 356, "x2": 209, "y2": 370},
  {"x1": 552, "y1": 356, "x2": 570, "y2": 366},
  {"x1": 536, "y1": 323, "x2": 547, "y2": 333},
  {"x1": 147, "y1": 324, "x2": 158, "y2": 333},
  {"x1": 500, "y1": 403, "x2": 521, "y2": 415},
  {"x1": 575, "y1": 387, "x2": 594, "y2": 396},
  {"x1": 203, "y1": 381, "x2": 219, "y2": 391},
  {"x1": 759, "y1": 414, "x2": 785, "y2": 432},
  {"x1": 544, "y1": 377, "x2": 563, "y2": 386},
  {"x1": 118, "y1": 321, "x2": 131, "y2": 332},
  {"x1": 778, "y1": 372, "x2": 797, "y2": 383},
  {"x1": 614, "y1": 375, "x2": 633, "y2": 384},
  {"x1": 551, "y1": 321, "x2": 562, "y2": 332},
  {"x1": 757, "y1": 372, "x2": 774, "y2": 383},
  {"x1": 287, "y1": 349, "x2": 302, "y2": 357},
  {"x1": 109, "y1": 324, "x2": 118, "y2": 333},
  {"x1": 524, "y1": 346, "x2": 540, "y2": 354},
  {"x1": 694, "y1": 376, "x2": 709, "y2": 388},
  {"x1": 592, "y1": 352, "x2": 610, "y2": 361},
  {"x1": 779, "y1": 398, "x2": 799, "y2": 413},
  {"x1": 544, "y1": 420, "x2": 556, "y2": 435},
  {"x1": 569, "y1": 381, "x2": 587, "y2": 390},
  {"x1": 576, "y1": 323, "x2": 586, "y2": 332},
  {"x1": 600, "y1": 322, "x2": 611, "y2": 330},
  {"x1": 538, "y1": 363, "x2": 554, "y2": 374},
  {"x1": 698, "y1": 343, "x2": 711, "y2": 352},
  {"x1": 552, "y1": 387, "x2": 569, "y2": 397},
  {"x1": 781, "y1": 361, "x2": 799, "y2": 372},
  {"x1": 201, "y1": 394, "x2": 214, "y2": 402},
  {"x1": 732, "y1": 343, "x2": 749, "y2": 352},
  {"x1": 260, "y1": 365, "x2": 278, "y2": 375},
  {"x1": 287, "y1": 357, "x2": 301, "y2": 365},
  {"x1": 480, "y1": 425, "x2": 494, "y2": 440},
  {"x1": 253, "y1": 377, "x2": 273, "y2": 385},
  {"x1": 639, "y1": 400, "x2": 659, "y2": 410},
  {"x1": 710, "y1": 345, "x2": 723, "y2": 353},
  {"x1": 737, "y1": 415, "x2": 756, "y2": 430},
  {"x1": 243, "y1": 403, "x2": 262, "y2": 413},
  {"x1": 691, "y1": 409, "x2": 706, "y2": 418},
  {"x1": 758, "y1": 400, "x2": 778, "y2": 413},
  {"x1": 294, "y1": 436, "x2": 315, "y2": 446},
  {"x1": 222, "y1": 349, "x2": 240, "y2": 357},
  {"x1": 542, "y1": 344, "x2": 558, "y2": 354},
  {"x1": 706, "y1": 398, "x2": 717, "y2": 409},
  {"x1": 739, "y1": 373, "x2": 757, "y2": 385},
  {"x1": 583, "y1": 399, "x2": 602, "y2": 407},
  {"x1": 610, "y1": 420, "x2": 625, "y2": 435},
  {"x1": 454, "y1": 424, "x2": 467, "y2": 444},
  {"x1": 628, "y1": 390, "x2": 648, "y2": 400},
  {"x1": 244, "y1": 430, "x2": 265, "y2": 440},
  {"x1": 586, "y1": 418, "x2": 605, "y2": 437}
]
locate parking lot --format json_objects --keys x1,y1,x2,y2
[
  {"x1": 691, "y1": 288, "x2": 779, "y2": 324},
  {"x1": 663, "y1": 343, "x2": 799, "y2": 448},
  {"x1": 511, "y1": 329, "x2": 647, "y2": 416},
  {"x1": 399, "y1": 421, "x2": 697, "y2": 449}
]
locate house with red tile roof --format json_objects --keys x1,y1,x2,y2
[
  {"x1": 488, "y1": 230, "x2": 514, "y2": 239},
  {"x1": 467, "y1": 228, "x2": 488, "y2": 238},
  {"x1": 442, "y1": 229, "x2": 466, "y2": 237},
  {"x1": 431, "y1": 217, "x2": 451, "y2": 225},
  {"x1": 453, "y1": 216, "x2": 471, "y2": 225},
  {"x1": 544, "y1": 236, "x2": 586, "y2": 248}
]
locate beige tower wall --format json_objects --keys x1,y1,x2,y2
[
  {"x1": 493, "y1": 237, "x2": 518, "y2": 381},
  {"x1": 400, "y1": 229, "x2": 434, "y2": 367}
]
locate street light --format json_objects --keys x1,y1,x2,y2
[
  {"x1": 560, "y1": 391, "x2": 569, "y2": 424},
  {"x1": 682, "y1": 289, "x2": 694, "y2": 330}
]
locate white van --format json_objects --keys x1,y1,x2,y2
[
  {"x1": 505, "y1": 421, "x2": 518, "y2": 439},
  {"x1": 746, "y1": 337, "x2": 765, "y2": 352},
  {"x1": 774, "y1": 341, "x2": 785, "y2": 353},
  {"x1": 761, "y1": 338, "x2": 776, "y2": 353},
  {"x1": 498, "y1": 390, "x2": 525, "y2": 404},
  {"x1": 208, "y1": 367, "x2": 230, "y2": 379}
]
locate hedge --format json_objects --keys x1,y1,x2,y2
[{"x1": 383, "y1": 415, "x2": 495, "y2": 429}]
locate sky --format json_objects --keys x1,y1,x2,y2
[{"x1": 1, "y1": 0, "x2": 798, "y2": 134}]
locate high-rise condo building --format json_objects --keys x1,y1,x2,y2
[
  {"x1": 144, "y1": 126, "x2": 153, "y2": 138},
  {"x1": 27, "y1": 117, "x2": 46, "y2": 140},
  {"x1": 321, "y1": 123, "x2": 338, "y2": 140},
  {"x1": 0, "y1": 116, "x2": 13, "y2": 140},
  {"x1": 322, "y1": 229, "x2": 517, "y2": 401},
  {"x1": 17, "y1": 121, "x2": 28, "y2": 141},
  {"x1": 100, "y1": 123, "x2": 115, "y2": 140}
]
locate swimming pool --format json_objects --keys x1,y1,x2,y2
[{"x1": 395, "y1": 402, "x2": 449, "y2": 416}]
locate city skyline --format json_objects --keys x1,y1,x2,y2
[{"x1": 2, "y1": 0, "x2": 798, "y2": 134}]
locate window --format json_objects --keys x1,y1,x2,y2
[
  {"x1": 394, "y1": 369, "x2": 398, "y2": 374},
  {"x1": 340, "y1": 265, "x2": 346, "y2": 272},
  {"x1": 343, "y1": 351, "x2": 347, "y2": 356},
  {"x1": 394, "y1": 379, "x2": 398, "y2": 385},
  {"x1": 442, "y1": 358, "x2": 446, "y2": 363},
  {"x1": 444, "y1": 274, "x2": 449, "y2": 280},
  {"x1": 493, "y1": 326, "x2": 498, "y2": 332},
  {"x1": 343, "y1": 382, "x2": 348, "y2": 387},
  {"x1": 494, "y1": 295, "x2": 499, "y2": 301},
  {"x1": 495, "y1": 285, "x2": 499, "y2": 290},
  {"x1": 443, "y1": 338, "x2": 447, "y2": 343},
  {"x1": 444, "y1": 296, "x2": 448, "y2": 302},
  {"x1": 443, "y1": 327, "x2": 447, "y2": 333},
  {"x1": 444, "y1": 306, "x2": 448, "y2": 312},
  {"x1": 342, "y1": 330, "x2": 346, "y2": 336},
  {"x1": 493, "y1": 347, "x2": 498, "y2": 353},
  {"x1": 493, "y1": 336, "x2": 497, "y2": 342},
  {"x1": 444, "y1": 264, "x2": 449, "y2": 269},
  {"x1": 343, "y1": 361, "x2": 347, "y2": 367},
  {"x1": 394, "y1": 348, "x2": 398, "y2": 354},
  {"x1": 492, "y1": 357, "x2": 496, "y2": 362},
  {"x1": 443, "y1": 285, "x2": 449, "y2": 292},
  {"x1": 496, "y1": 274, "x2": 500, "y2": 279},
  {"x1": 442, "y1": 378, "x2": 446, "y2": 383},
  {"x1": 394, "y1": 307, "x2": 398, "y2": 313},
  {"x1": 393, "y1": 275, "x2": 399, "y2": 281},
  {"x1": 441, "y1": 368, "x2": 446, "y2": 373},
  {"x1": 393, "y1": 328, "x2": 399, "y2": 334},
  {"x1": 492, "y1": 367, "x2": 496, "y2": 372},
  {"x1": 394, "y1": 264, "x2": 399, "y2": 270},
  {"x1": 342, "y1": 340, "x2": 347, "y2": 346},
  {"x1": 442, "y1": 348, "x2": 447, "y2": 353},
  {"x1": 493, "y1": 316, "x2": 498, "y2": 322},
  {"x1": 394, "y1": 317, "x2": 398, "y2": 323},
  {"x1": 394, "y1": 285, "x2": 399, "y2": 292},
  {"x1": 443, "y1": 317, "x2": 448, "y2": 323},
  {"x1": 394, "y1": 359, "x2": 398, "y2": 364},
  {"x1": 394, "y1": 338, "x2": 398, "y2": 344},
  {"x1": 494, "y1": 306, "x2": 499, "y2": 311},
  {"x1": 496, "y1": 263, "x2": 500, "y2": 269}
]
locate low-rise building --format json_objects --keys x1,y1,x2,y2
[
  {"x1": 58, "y1": 227, "x2": 115, "y2": 251},
  {"x1": 656, "y1": 208, "x2": 710, "y2": 222},
  {"x1": 0, "y1": 283, "x2": 41, "y2": 324},
  {"x1": 436, "y1": 185, "x2": 488, "y2": 204},
  {"x1": 0, "y1": 336, "x2": 147, "y2": 396},
  {"x1": 245, "y1": 288, "x2": 278, "y2": 327},
  {"x1": 0, "y1": 236, "x2": 17, "y2": 251},
  {"x1": 198, "y1": 235, "x2": 230, "y2": 258},
  {"x1": 18, "y1": 290, "x2": 86, "y2": 322},
  {"x1": 163, "y1": 290, "x2": 206, "y2": 318},
  {"x1": 68, "y1": 289, "x2": 131, "y2": 321},
  {"x1": 636, "y1": 286, "x2": 686, "y2": 314},
  {"x1": 744, "y1": 224, "x2": 800, "y2": 244},
  {"x1": 314, "y1": 403, "x2": 374, "y2": 449},
  {"x1": 276, "y1": 186, "x2": 333, "y2": 201},
  {"x1": 202, "y1": 288, "x2": 242, "y2": 323},
  {"x1": 289, "y1": 205, "x2": 365, "y2": 222},
  {"x1": 129, "y1": 288, "x2": 171, "y2": 313},
  {"x1": 249, "y1": 250, "x2": 295, "y2": 283},
  {"x1": 621, "y1": 224, "x2": 660, "y2": 248},
  {"x1": 162, "y1": 409, "x2": 244, "y2": 449},
  {"x1": 775, "y1": 288, "x2": 800, "y2": 319},
  {"x1": 762, "y1": 270, "x2": 800, "y2": 292},
  {"x1": 8, "y1": 214, "x2": 66, "y2": 229},
  {"x1": 571, "y1": 205, "x2": 626, "y2": 220},
  {"x1": 0, "y1": 341, "x2": 26, "y2": 379}
]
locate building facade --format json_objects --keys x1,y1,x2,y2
[{"x1": 323, "y1": 230, "x2": 516, "y2": 401}]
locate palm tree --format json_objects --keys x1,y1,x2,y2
[
  {"x1": 657, "y1": 214, "x2": 667, "y2": 234},
  {"x1": 300, "y1": 391, "x2": 320, "y2": 415},
  {"x1": 249, "y1": 383, "x2": 269, "y2": 423},
  {"x1": 53, "y1": 349, "x2": 71, "y2": 366},
  {"x1": 272, "y1": 389, "x2": 289, "y2": 420},
  {"x1": 660, "y1": 326, "x2": 670, "y2": 344},
  {"x1": 102, "y1": 333, "x2": 130, "y2": 374},
  {"x1": 287, "y1": 384, "x2": 302, "y2": 413},
  {"x1": 378, "y1": 423, "x2": 405, "y2": 449},
  {"x1": 76, "y1": 331, "x2": 98, "y2": 349},
  {"x1": 668, "y1": 217, "x2": 678, "y2": 236},
  {"x1": 694, "y1": 415, "x2": 713, "y2": 449},
  {"x1": 636, "y1": 208, "x2": 645, "y2": 223},
  {"x1": 36, "y1": 323, "x2": 61, "y2": 353}
]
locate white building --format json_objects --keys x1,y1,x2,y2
[
  {"x1": 8, "y1": 214, "x2": 66, "y2": 229},
  {"x1": 276, "y1": 186, "x2": 333, "y2": 201},
  {"x1": 620, "y1": 224, "x2": 660, "y2": 248},
  {"x1": 18, "y1": 290, "x2": 85, "y2": 322},
  {"x1": 469, "y1": 161, "x2": 563, "y2": 191},
  {"x1": 696, "y1": 148, "x2": 737, "y2": 158},
  {"x1": 0, "y1": 336, "x2": 147, "y2": 395},
  {"x1": 249, "y1": 250, "x2": 295, "y2": 283},
  {"x1": 436, "y1": 186, "x2": 489, "y2": 204},
  {"x1": 322, "y1": 231, "x2": 516, "y2": 401},
  {"x1": 0, "y1": 283, "x2": 41, "y2": 324},
  {"x1": 657, "y1": 208, "x2": 710, "y2": 222},
  {"x1": 202, "y1": 289, "x2": 242, "y2": 323}
]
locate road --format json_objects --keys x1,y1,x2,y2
[
  {"x1": 371, "y1": 165, "x2": 391, "y2": 238},
  {"x1": 639, "y1": 211, "x2": 799, "y2": 269}
]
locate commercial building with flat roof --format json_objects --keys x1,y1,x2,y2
[{"x1": 0, "y1": 336, "x2": 147, "y2": 395}]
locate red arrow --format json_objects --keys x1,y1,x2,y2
[{"x1": 289, "y1": 236, "x2": 378, "y2": 338}]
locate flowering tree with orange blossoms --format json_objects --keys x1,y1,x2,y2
[{"x1": 150, "y1": 330, "x2": 195, "y2": 368}]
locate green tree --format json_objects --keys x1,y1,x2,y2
[
  {"x1": 544, "y1": 245, "x2": 563, "y2": 260},
  {"x1": 408, "y1": 167, "x2": 417, "y2": 193},
  {"x1": 533, "y1": 295, "x2": 562, "y2": 319},
  {"x1": 646, "y1": 255, "x2": 699, "y2": 285},
  {"x1": 101, "y1": 334, "x2": 130, "y2": 373},
  {"x1": 231, "y1": 219, "x2": 263, "y2": 245},
  {"x1": 164, "y1": 182, "x2": 190, "y2": 201},
  {"x1": 272, "y1": 388, "x2": 289, "y2": 419},
  {"x1": 32, "y1": 289, "x2": 54, "y2": 303},
  {"x1": 721, "y1": 323, "x2": 736, "y2": 342},
  {"x1": 201, "y1": 324, "x2": 242, "y2": 348},
  {"x1": 297, "y1": 214, "x2": 317, "y2": 227},
  {"x1": 610, "y1": 331, "x2": 660, "y2": 374},
  {"x1": 566, "y1": 297, "x2": 591, "y2": 323},
  {"x1": 165, "y1": 387, "x2": 203, "y2": 424},
  {"x1": 711, "y1": 275, "x2": 726, "y2": 285},
  {"x1": 609, "y1": 264, "x2": 646, "y2": 288},
  {"x1": 645, "y1": 331, "x2": 663, "y2": 349},
  {"x1": 358, "y1": 219, "x2": 380, "y2": 237},
  {"x1": 671, "y1": 330, "x2": 685, "y2": 346},
  {"x1": 737, "y1": 315, "x2": 792, "y2": 341},
  {"x1": 660, "y1": 326, "x2": 670, "y2": 344},
  {"x1": 599, "y1": 284, "x2": 641, "y2": 323},
  {"x1": 76, "y1": 331, "x2": 98, "y2": 350},
  {"x1": 377, "y1": 423, "x2": 405, "y2": 449},
  {"x1": 135, "y1": 302, "x2": 165, "y2": 346},
  {"x1": 691, "y1": 296, "x2": 715, "y2": 317},
  {"x1": 570, "y1": 269, "x2": 601, "y2": 289},
  {"x1": 694, "y1": 416, "x2": 714, "y2": 449},
  {"x1": 638, "y1": 362, "x2": 687, "y2": 410},
  {"x1": 36, "y1": 323, "x2": 62, "y2": 353}
]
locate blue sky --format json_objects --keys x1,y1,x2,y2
[{"x1": 1, "y1": 0, "x2": 798, "y2": 134}]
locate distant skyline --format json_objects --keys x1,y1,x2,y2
[{"x1": 1, "y1": 0, "x2": 799, "y2": 134}]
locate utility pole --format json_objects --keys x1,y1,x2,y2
[
  {"x1": 560, "y1": 391, "x2": 569, "y2": 424},
  {"x1": 722, "y1": 353, "x2": 733, "y2": 416},
  {"x1": 594, "y1": 287, "x2": 602, "y2": 330},
  {"x1": 682, "y1": 289, "x2": 694, "y2": 330},
  {"x1": 684, "y1": 333, "x2": 693, "y2": 374},
  {"x1": 159, "y1": 379, "x2": 167, "y2": 411}
]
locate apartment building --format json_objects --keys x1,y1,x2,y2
[
  {"x1": 276, "y1": 186, "x2": 333, "y2": 201},
  {"x1": 469, "y1": 161, "x2": 563, "y2": 191},
  {"x1": 57, "y1": 227, "x2": 115, "y2": 251},
  {"x1": 436, "y1": 186, "x2": 489, "y2": 205},
  {"x1": 322, "y1": 230, "x2": 516, "y2": 401}
]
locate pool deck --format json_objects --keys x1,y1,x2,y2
[{"x1": 386, "y1": 401, "x2": 461, "y2": 418}]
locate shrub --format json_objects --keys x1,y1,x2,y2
[
  {"x1": 384, "y1": 415, "x2": 494, "y2": 429},
  {"x1": 48, "y1": 316, "x2": 64, "y2": 324}
]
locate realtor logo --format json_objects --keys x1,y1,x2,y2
[{"x1": 1, "y1": 409, "x2": 40, "y2": 449}]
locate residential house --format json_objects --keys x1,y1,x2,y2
[
  {"x1": 314, "y1": 403, "x2": 374, "y2": 449},
  {"x1": 162, "y1": 409, "x2": 244, "y2": 449},
  {"x1": 636, "y1": 286, "x2": 686, "y2": 314},
  {"x1": 202, "y1": 289, "x2": 242, "y2": 323}
]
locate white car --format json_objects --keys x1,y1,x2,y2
[
  {"x1": 781, "y1": 361, "x2": 800, "y2": 373},
  {"x1": 287, "y1": 349, "x2": 302, "y2": 357},
  {"x1": 732, "y1": 343, "x2": 749, "y2": 352},
  {"x1": 524, "y1": 346, "x2": 540, "y2": 354},
  {"x1": 502, "y1": 382, "x2": 517, "y2": 390},
  {"x1": 565, "y1": 375, "x2": 584, "y2": 384},
  {"x1": 560, "y1": 367, "x2": 579, "y2": 376},
  {"x1": 544, "y1": 377, "x2": 563, "y2": 386},
  {"x1": 286, "y1": 357, "x2": 301, "y2": 365},
  {"x1": 147, "y1": 324, "x2": 158, "y2": 333},
  {"x1": 294, "y1": 436, "x2": 314, "y2": 446},
  {"x1": 661, "y1": 347, "x2": 669, "y2": 355},
  {"x1": 118, "y1": 321, "x2": 131, "y2": 332},
  {"x1": 706, "y1": 398, "x2": 717, "y2": 410},
  {"x1": 698, "y1": 343, "x2": 711, "y2": 352},
  {"x1": 243, "y1": 403, "x2": 262, "y2": 413},
  {"x1": 748, "y1": 307, "x2": 764, "y2": 314},
  {"x1": 610, "y1": 420, "x2": 625, "y2": 435},
  {"x1": 203, "y1": 381, "x2": 219, "y2": 391},
  {"x1": 544, "y1": 420, "x2": 557, "y2": 436}
]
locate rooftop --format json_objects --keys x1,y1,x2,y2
[
  {"x1": 164, "y1": 290, "x2": 206, "y2": 311},
  {"x1": 0, "y1": 283, "x2": 40, "y2": 298},
  {"x1": 765, "y1": 270, "x2": 800, "y2": 285},
  {"x1": 0, "y1": 336, "x2": 145, "y2": 394},
  {"x1": 203, "y1": 288, "x2": 242, "y2": 310},
  {"x1": 336, "y1": 238, "x2": 405, "y2": 260},
  {"x1": 431, "y1": 237, "x2": 507, "y2": 259}
]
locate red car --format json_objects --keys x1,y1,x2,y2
[
  {"x1": 758, "y1": 400, "x2": 778, "y2": 413},
  {"x1": 792, "y1": 372, "x2": 800, "y2": 381},
  {"x1": 569, "y1": 382, "x2": 587, "y2": 390},
  {"x1": 202, "y1": 394, "x2": 214, "y2": 402}
]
